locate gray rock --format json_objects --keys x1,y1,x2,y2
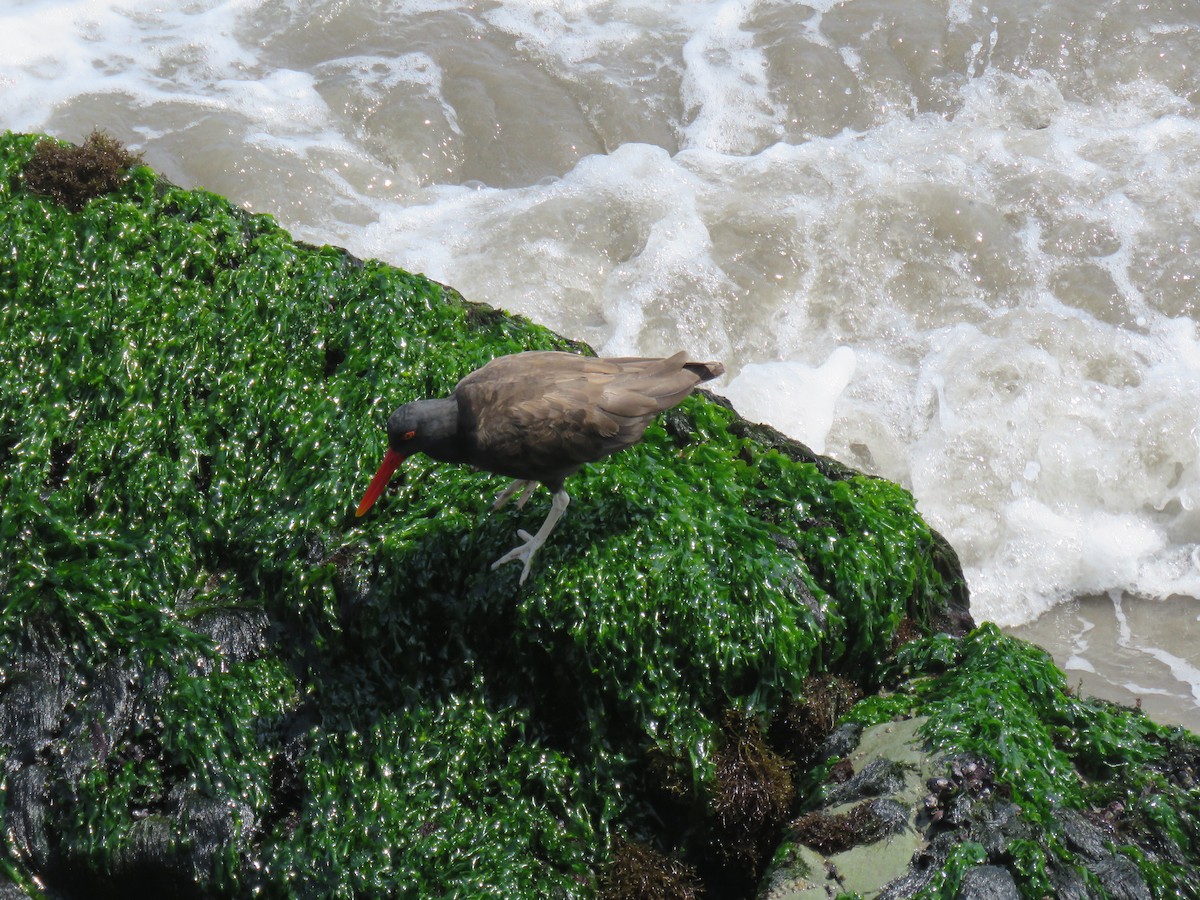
[
  {"x1": 0, "y1": 880, "x2": 35, "y2": 900},
  {"x1": 825, "y1": 757, "x2": 908, "y2": 806},
  {"x1": 820, "y1": 723, "x2": 862, "y2": 760},
  {"x1": 1056, "y1": 809, "x2": 1108, "y2": 860},
  {"x1": 0, "y1": 654, "x2": 69, "y2": 761},
  {"x1": 1047, "y1": 861, "x2": 1092, "y2": 900},
  {"x1": 60, "y1": 661, "x2": 136, "y2": 782},
  {"x1": 3, "y1": 764, "x2": 50, "y2": 869},
  {"x1": 1091, "y1": 855, "x2": 1152, "y2": 900},
  {"x1": 957, "y1": 865, "x2": 1019, "y2": 899}
]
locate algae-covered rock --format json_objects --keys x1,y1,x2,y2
[
  {"x1": 760, "y1": 716, "x2": 935, "y2": 899},
  {"x1": 761, "y1": 626, "x2": 1200, "y2": 898},
  {"x1": 9, "y1": 127, "x2": 1174, "y2": 899},
  {"x1": 0, "y1": 130, "x2": 964, "y2": 897}
]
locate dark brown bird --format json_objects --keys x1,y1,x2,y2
[{"x1": 356, "y1": 350, "x2": 725, "y2": 582}]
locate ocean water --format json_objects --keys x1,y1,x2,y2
[{"x1": 3, "y1": 0, "x2": 1199, "y2": 730}]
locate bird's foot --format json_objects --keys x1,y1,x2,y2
[
  {"x1": 491, "y1": 529, "x2": 544, "y2": 585},
  {"x1": 490, "y1": 489, "x2": 569, "y2": 585}
]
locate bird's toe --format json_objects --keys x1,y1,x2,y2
[
  {"x1": 491, "y1": 531, "x2": 544, "y2": 582},
  {"x1": 491, "y1": 542, "x2": 528, "y2": 569}
]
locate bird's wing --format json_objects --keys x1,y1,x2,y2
[{"x1": 456, "y1": 351, "x2": 706, "y2": 479}]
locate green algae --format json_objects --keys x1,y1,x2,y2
[
  {"x1": 51, "y1": 656, "x2": 295, "y2": 889},
  {"x1": 264, "y1": 693, "x2": 595, "y2": 898},
  {"x1": 0, "y1": 130, "x2": 964, "y2": 895},
  {"x1": 843, "y1": 624, "x2": 1200, "y2": 897}
]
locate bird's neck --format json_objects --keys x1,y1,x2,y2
[{"x1": 415, "y1": 398, "x2": 468, "y2": 464}]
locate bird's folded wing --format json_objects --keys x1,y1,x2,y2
[{"x1": 458, "y1": 350, "x2": 712, "y2": 469}]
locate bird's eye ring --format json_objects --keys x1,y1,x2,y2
[{"x1": 403, "y1": 430, "x2": 416, "y2": 441}]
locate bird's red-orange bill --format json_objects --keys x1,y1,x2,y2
[{"x1": 355, "y1": 447, "x2": 406, "y2": 517}]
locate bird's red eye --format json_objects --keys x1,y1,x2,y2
[{"x1": 403, "y1": 430, "x2": 416, "y2": 440}]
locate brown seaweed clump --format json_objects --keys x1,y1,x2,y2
[
  {"x1": 789, "y1": 800, "x2": 906, "y2": 855},
  {"x1": 708, "y1": 709, "x2": 795, "y2": 879},
  {"x1": 22, "y1": 129, "x2": 143, "y2": 211},
  {"x1": 769, "y1": 676, "x2": 864, "y2": 770},
  {"x1": 598, "y1": 836, "x2": 703, "y2": 900}
]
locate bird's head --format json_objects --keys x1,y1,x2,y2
[
  {"x1": 355, "y1": 398, "x2": 457, "y2": 517},
  {"x1": 384, "y1": 402, "x2": 429, "y2": 455}
]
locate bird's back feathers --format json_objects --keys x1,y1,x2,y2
[{"x1": 453, "y1": 351, "x2": 723, "y2": 488}]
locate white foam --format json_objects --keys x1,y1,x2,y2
[
  {"x1": 1112, "y1": 592, "x2": 1200, "y2": 704},
  {"x1": 677, "y1": 0, "x2": 781, "y2": 153},
  {"x1": 1138, "y1": 651, "x2": 1200, "y2": 705},
  {"x1": 356, "y1": 141, "x2": 740, "y2": 361},
  {"x1": 1065, "y1": 656, "x2": 1096, "y2": 674},
  {"x1": 720, "y1": 348, "x2": 856, "y2": 455}
]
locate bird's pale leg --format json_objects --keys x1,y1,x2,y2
[
  {"x1": 492, "y1": 479, "x2": 533, "y2": 511},
  {"x1": 514, "y1": 481, "x2": 537, "y2": 508},
  {"x1": 491, "y1": 489, "x2": 570, "y2": 584}
]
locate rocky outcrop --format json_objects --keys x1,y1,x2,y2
[
  {"x1": 1, "y1": 132, "x2": 1195, "y2": 899},
  {"x1": 759, "y1": 627, "x2": 1199, "y2": 898}
]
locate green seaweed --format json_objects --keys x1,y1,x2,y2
[
  {"x1": 0, "y1": 129, "x2": 963, "y2": 896},
  {"x1": 262, "y1": 692, "x2": 595, "y2": 898}
]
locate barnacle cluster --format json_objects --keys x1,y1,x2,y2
[{"x1": 922, "y1": 756, "x2": 998, "y2": 825}]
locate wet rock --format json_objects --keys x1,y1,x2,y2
[
  {"x1": 957, "y1": 864, "x2": 1019, "y2": 899},
  {"x1": 1056, "y1": 808, "x2": 1109, "y2": 860},
  {"x1": 0, "y1": 653, "x2": 69, "y2": 762},
  {"x1": 0, "y1": 881, "x2": 32, "y2": 900},
  {"x1": 877, "y1": 864, "x2": 937, "y2": 900},
  {"x1": 1091, "y1": 855, "x2": 1152, "y2": 900},
  {"x1": 940, "y1": 791, "x2": 976, "y2": 828},
  {"x1": 111, "y1": 813, "x2": 175, "y2": 882},
  {"x1": 820, "y1": 723, "x2": 862, "y2": 760},
  {"x1": 60, "y1": 662, "x2": 136, "y2": 782},
  {"x1": 973, "y1": 801, "x2": 1030, "y2": 858},
  {"x1": 193, "y1": 608, "x2": 270, "y2": 670},
  {"x1": 177, "y1": 788, "x2": 250, "y2": 882},
  {"x1": 4, "y1": 764, "x2": 51, "y2": 870},
  {"x1": 1047, "y1": 860, "x2": 1092, "y2": 900},
  {"x1": 868, "y1": 797, "x2": 912, "y2": 835},
  {"x1": 824, "y1": 757, "x2": 908, "y2": 806}
]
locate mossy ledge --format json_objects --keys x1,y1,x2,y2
[{"x1": 0, "y1": 131, "x2": 1193, "y2": 898}]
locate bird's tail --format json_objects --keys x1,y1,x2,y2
[{"x1": 683, "y1": 360, "x2": 725, "y2": 383}]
